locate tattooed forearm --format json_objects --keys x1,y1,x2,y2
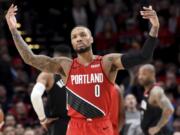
[
  {"x1": 149, "y1": 26, "x2": 159, "y2": 38},
  {"x1": 11, "y1": 28, "x2": 34, "y2": 64},
  {"x1": 156, "y1": 96, "x2": 174, "y2": 128},
  {"x1": 10, "y1": 28, "x2": 63, "y2": 73},
  {"x1": 30, "y1": 55, "x2": 63, "y2": 73}
]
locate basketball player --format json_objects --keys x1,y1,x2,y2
[
  {"x1": 31, "y1": 46, "x2": 71, "y2": 135},
  {"x1": 138, "y1": 64, "x2": 174, "y2": 135},
  {"x1": 6, "y1": 4, "x2": 159, "y2": 135},
  {"x1": 110, "y1": 84, "x2": 124, "y2": 135}
]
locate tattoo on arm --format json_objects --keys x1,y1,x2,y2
[
  {"x1": 11, "y1": 28, "x2": 62, "y2": 73},
  {"x1": 11, "y1": 28, "x2": 34, "y2": 64},
  {"x1": 108, "y1": 56, "x2": 113, "y2": 62},
  {"x1": 156, "y1": 95, "x2": 174, "y2": 129},
  {"x1": 107, "y1": 54, "x2": 123, "y2": 71},
  {"x1": 149, "y1": 26, "x2": 159, "y2": 37}
]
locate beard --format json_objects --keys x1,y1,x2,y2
[
  {"x1": 139, "y1": 79, "x2": 154, "y2": 87},
  {"x1": 75, "y1": 46, "x2": 91, "y2": 54}
]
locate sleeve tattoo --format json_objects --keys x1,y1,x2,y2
[
  {"x1": 156, "y1": 94, "x2": 174, "y2": 129},
  {"x1": 11, "y1": 28, "x2": 62, "y2": 73}
]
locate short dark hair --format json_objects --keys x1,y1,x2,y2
[{"x1": 54, "y1": 45, "x2": 71, "y2": 56}]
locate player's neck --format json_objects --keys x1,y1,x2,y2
[
  {"x1": 127, "y1": 107, "x2": 137, "y2": 112},
  {"x1": 77, "y1": 50, "x2": 95, "y2": 65},
  {"x1": 144, "y1": 81, "x2": 156, "y2": 93}
]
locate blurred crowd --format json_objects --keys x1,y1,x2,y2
[{"x1": 0, "y1": 0, "x2": 180, "y2": 134}]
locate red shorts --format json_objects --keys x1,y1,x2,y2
[{"x1": 66, "y1": 117, "x2": 114, "y2": 135}]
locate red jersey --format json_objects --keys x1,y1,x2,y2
[
  {"x1": 110, "y1": 85, "x2": 120, "y2": 135},
  {"x1": 66, "y1": 56, "x2": 115, "y2": 119}
]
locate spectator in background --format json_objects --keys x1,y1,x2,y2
[
  {"x1": 158, "y1": 16, "x2": 175, "y2": 48},
  {"x1": 23, "y1": 128, "x2": 35, "y2": 135},
  {"x1": 122, "y1": 94, "x2": 143, "y2": 135},
  {"x1": 8, "y1": 102, "x2": 32, "y2": 126},
  {"x1": 117, "y1": 18, "x2": 142, "y2": 51},
  {"x1": 0, "y1": 44, "x2": 14, "y2": 100},
  {"x1": 174, "y1": 105, "x2": 180, "y2": 120},
  {"x1": 153, "y1": 60, "x2": 165, "y2": 80},
  {"x1": 5, "y1": 114, "x2": 16, "y2": 127},
  {"x1": 94, "y1": 4, "x2": 117, "y2": 35},
  {"x1": 173, "y1": 118, "x2": 180, "y2": 132},
  {"x1": 95, "y1": 19, "x2": 118, "y2": 54},
  {"x1": 165, "y1": 71, "x2": 178, "y2": 99},
  {"x1": 33, "y1": 126, "x2": 44, "y2": 135},
  {"x1": 15, "y1": 124, "x2": 24, "y2": 135},
  {"x1": 11, "y1": 58, "x2": 29, "y2": 85},
  {"x1": 3, "y1": 126, "x2": 16, "y2": 135},
  {"x1": 168, "y1": 5, "x2": 179, "y2": 34},
  {"x1": 70, "y1": 0, "x2": 89, "y2": 27}
]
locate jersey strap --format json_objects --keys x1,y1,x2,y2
[{"x1": 66, "y1": 87, "x2": 105, "y2": 118}]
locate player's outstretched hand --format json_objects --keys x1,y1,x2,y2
[
  {"x1": 140, "y1": 6, "x2": 159, "y2": 28},
  {"x1": 5, "y1": 4, "x2": 18, "y2": 30}
]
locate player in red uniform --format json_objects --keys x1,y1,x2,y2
[
  {"x1": 109, "y1": 84, "x2": 124, "y2": 135},
  {"x1": 6, "y1": 4, "x2": 159, "y2": 135}
]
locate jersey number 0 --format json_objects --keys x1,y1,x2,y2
[{"x1": 95, "y1": 84, "x2": 100, "y2": 97}]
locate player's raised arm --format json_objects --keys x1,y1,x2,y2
[
  {"x1": 104, "y1": 6, "x2": 159, "y2": 70},
  {"x1": 5, "y1": 4, "x2": 71, "y2": 74}
]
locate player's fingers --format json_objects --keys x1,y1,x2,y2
[
  {"x1": 141, "y1": 13, "x2": 155, "y2": 17},
  {"x1": 45, "y1": 126, "x2": 48, "y2": 131},
  {"x1": 141, "y1": 13, "x2": 156, "y2": 17},
  {"x1": 48, "y1": 118, "x2": 58, "y2": 123},
  {"x1": 10, "y1": 4, "x2": 14, "y2": 8},
  {"x1": 11, "y1": 6, "x2": 18, "y2": 11},
  {"x1": 9, "y1": 11, "x2": 17, "y2": 16},
  {"x1": 9, "y1": 13, "x2": 17, "y2": 17},
  {"x1": 42, "y1": 125, "x2": 48, "y2": 131},
  {"x1": 9, "y1": 9, "x2": 17, "y2": 15},
  {"x1": 142, "y1": 12, "x2": 155, "y2": 17},
  {"x1": 142, "y1": 17, "x2": 149, "y2": 19},
  {"x1": 8, "y1": 8, "x2": 15, "y2": 15},
  {"x1": 140, "y1": 10, "x2": 155, "y2": 14},
  {"x1": 50, "y1": 117, "x2": 59, "y2": 120},
  {"x1": 44, "y1": 127, "x2": 48, "y2": 131},
  {"x1": 9, "y1": 4, "x2": 17, "y2": 12},
  {"x1": 7, "y1": 9, "x2": 12, "y2": 14},
  {"x1": 14, "y1": 7, "x2": 18, "y2": 11},
  {"x1": 142, "y1": 16, "x2": 155, "y2": 19},
  {"x1": 140, "y1": 10, "x2": 156, "y2": 15},
  {"x1": 143, "y1": 5, "x2": 152, "y2": 10},
  {"x1": 8, "y1": 4, "x2": 14, "y2": 12}
]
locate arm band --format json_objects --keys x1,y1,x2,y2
[
  {"x1": 30, "y1": 82, "x2": 46, "y2": 121},
  {"x1": 121, "y1": 36, "x2": 158, "y2": 69}
]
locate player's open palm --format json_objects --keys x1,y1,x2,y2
[
  {"x1": 5, "y1": 4, "x2": 18, "y2": 30},
  {"x1": 140, "y1": 6, "x2": 160, "y2": 28}
]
